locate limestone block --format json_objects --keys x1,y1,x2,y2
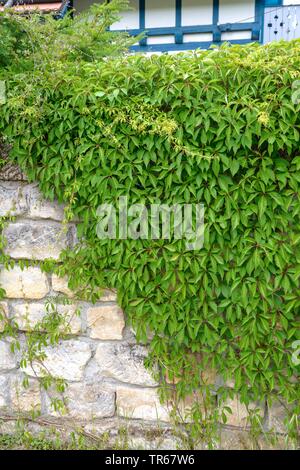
[
  {"x1": 52, "y1": 275, "x2": 74, "y2": 298},
  {"x1": 0, "y1": 376, "x2": 9, "y2": 409},
  {"x1": 11, "y1": 376, "x2": 41, "y2": 413},
  {"x1": 22, "y1": 339, "x2": 91, "y2": 381},
  {"x1": 87, "y1": 304, "x2": 125, "y2": 340},
  {"x1": 0, "y1": 340, "x2": 17, "y2": 371},
  {"x1": 0, "y1": 266, "x2": 49, "y2": 299},
  {"x1": 0, "y1": 301, "x2": 9, "y2": 332},
  {"x1": 116, "y1": 386, "x2": 170, "y2": 422},
  {"x1": 267, "y1": 402, "x2": 290, "y2": 434},
  {"x1": 11, "y1": 302, "x2": 81, "y2": 335},
  {"x1": 0, "y1": 182, "x2": 65, "y2": 220},
  {"x1": 95, "y1": 343, "x2": 157, "y2": 386},
  {"x1": 52, "y1": 274, "x2": 117, "y2": 302},
  {"x1": 0, "y1": 182, "x2": 27, "y2": 217},
  {"x1": 46, "y1": 382, "x2": 115, "y2": 420},
  {"x1": 100, "y1": 289, "x2": 117, "y2": 302},
  {"x1": 3, "y1": 221, "x2": 75, "y2": 260},
  {"x1": 26, "y1": 185, "x2": 65, "y2": 221},
  {"x1": 220, "y1": 397, "x2": 264, "y2": 427}
]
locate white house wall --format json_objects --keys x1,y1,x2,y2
[
  {"x1": 72, "y1": 1, "x2": 300, "y2": 51},
  {"x1": 73, "y1": 0, "x2": 257, "y2": 28},
  {"x1": 218, "y1": 0, "x2": 255, "y2": 24},
  {"x1": 181, "y1": 0, "x2": 213, "y2": 26},
  {"x1": 145, "y1": 0, "x2": 176, "y2": 28},
  {"x1": 110, "y1": 0, "x2": 140, "y2": 30}
]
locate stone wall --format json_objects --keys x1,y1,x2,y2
[{"x1": 0, "y1": 174, "x2": 292, "y2": 449}]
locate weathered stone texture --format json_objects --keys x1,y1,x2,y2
[
  {"x1": 0, "y1": 376, "x2": 9, "y2": 408},
  {"x1": 52, "y1": 274, "x2": 74, "y2": 298},
  {"x1": 46, "y1": 382, "x2": 115, "y2": 420},
  {"x1": 0, "y1": 266, "x2": 49, "y2": 299},
  {"x1": 116, "y1": 386, "x2": 170, "y2": 422},
  {"x1": 0, "y1": 340, "x2": 17, "y2": 371},
  {"x1": 0, "y1": 301, "x2": 8, "y2": 332},
  {"x1": 95, "y1": 343, "x2": 157, "y2": 386},
  {"x1": 52, "y1": 274, "x2": 117, "y2": 302},
  {"x1": 11, "y1": 302, "x2": 81, "y2": 334},
  {"x1": 0, "y1": 182, "x2": 64, "y2": 220},
  {"x1": 267, "y1": 402, "x2": 289, "y2": 434},
  {"x1": 220, "y1": 397, "x2": 264, "y2": 427},
  {"x1": 3, "y1": 221, "x2": 75, "y2": 260},
  {"x1": 23, "y1": 339, "x2": 91, "y2": 381},
  {"x1": 11, "y1": 376, "x2": 41, "y2": 413},
  {"x1": 0, "y1": 178, "x2": 292, "y2": 445},
  {"x1": 87, "y1": 305, "x2": 125, "y2": 340}
]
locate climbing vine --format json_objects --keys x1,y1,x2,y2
[{"x1": 0, "y1": 5, "x2": 299, "y2": 441}]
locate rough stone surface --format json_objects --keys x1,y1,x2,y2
[
  {"x1": 0, "y1": 147, "x2": 27, "y2": 181},
  {"x1": 87, "y1": 305, "x2": 125, "y2": 340},
  {"x1": 100, "y1": 289, "x2": 117, "y2": 302},
  {"x1": 3, "y1": 221, "x2": 75, "y2": 260},
  {"x1": 220, "y1": 397, "x2": 264, "y2": 427},
  {"x1": 52, "y1": 274, "x2": 74, "y2": 298},
  {"x1": 0, "y1": 178, "x2": 292, "y2": 445},
  {"x1": 46, "y1": 382, "x2": 115, "y2": 420},
  {"x1": 0, "y1": 340, "x2": 17, "y2": 371},
  {"x1": 0, "y1": 301, "x2": 8, "y2": 332},
  {"x1": 23, "y1": 339, "x2": 91, "y2": 381},
  {"x1": 0, "y1": 266, "x2": 49, "y2": 299},
  {"x1": 267, "y1": 402, "x2": 289, "y2": 434},
  {"x1": 0, "y1": 376, "x2": 9, "y2": 408},
  {"x1": 116, "y1": 386, "x2": 170, "y2": 422},
  {"x1": 0, "y1": 182, "x2": 65, "y2": 220},
  {"x1": 11, "y1": 302, "x2": 81, "y2": 335},
  {"x1": 95, "y1": 342, "x2": 157, "y2": 386},
  {"x1": 52, "y1": 274, "x2": 117, "y2": 303},
  {"x1": 11, "y1": 376, "x2": 41, "y2": 413}
]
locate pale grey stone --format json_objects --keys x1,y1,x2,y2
[
  {"x1": 0, "y1": 301, "x2": 8, "y2": 332},
  {"x1": 87, "y1": 304, "x2": 125, "y2": 340},
  {"x1": 26, "y1": 185, "x2": 65, "y2": 221},
  {"x1": 95, "y1": 343, "x2": 157, "y2": 387},
  {"x1": 45, "y1": 382, "x2": 115, "y2": 420},
  {"x1": 0, "y1": 340, "x2": 17, "y2": 371},
  {"x1": 0, "y1": 266, "x2": 49, "y2": 299},
  {"x1": 11, "y1": 376, "x2": 41, "y2": 413},
  {"x1": 267, "y1": 402, "x2": 290, "y2": 434},
  {"x1": 52, "y1": 274, "x2": 117, "y2": 302},
  {"x1": 0, "y1": 376, "x2": 9, "y2": 408},
  {"x1": 11, "y1": 302, "x2": 81, "y2": 335},
  {"x1": 22, "y1": 339, "x2": 91, "y2": 381},
  {"x1": 52, "y1": 274, "x2": 74, "y2": 298},
  {"x1": 219, "y1": 397, "x2": 264, "y2": 427},
  {"x1": 116, "y1": 386, "x2": 170, "y2": 422},
  {"x1": 0, "y1": 182, "x2": 64, "y2": 220},
  {"x1": 3, "y1": 221, "x2": 75, "y2": 260},
  {"x1": 0, "y1": 182, "x2": 27, "y2": 217}
]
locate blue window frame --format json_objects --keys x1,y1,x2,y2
[{"x1": 111, "y1": 0, "x2": 274, "y2": 52}]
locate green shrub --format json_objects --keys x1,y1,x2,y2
[
  {"x1": 1, "y1": 38, "x2": 300, "y2": 431},
  {"x1": 0, "y1": 0, "x2": 136, "y2": 73}
]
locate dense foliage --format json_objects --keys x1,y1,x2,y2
[
  {"x1": 0, "y1": 0, "x2": 136, "y2": 72},
  {"x1": 0, "y1": 6, "x2": 299, "y2": 433}
]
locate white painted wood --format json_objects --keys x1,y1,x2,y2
[
  {"x1": 145, "y1": 0, "x2": 176, "y2": 28},
  {"x1": 110, "y1": 0, "x2": 139, "y2": 30},
  {"x1": 219, "y1": 0, "x2": 255, "y2": 24},
  {"x1": 221, "y1": 30, "x2": 252, "y2": 40},
  {"x1": 181, "y1": 0, "x2": 213, "y2": 26},
  {"x1": 183, "y1": 32, "x2": 213, "y2": 42},
  {"x1": 147, "y1": 35, "x2": 175, "y2": 44}
]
